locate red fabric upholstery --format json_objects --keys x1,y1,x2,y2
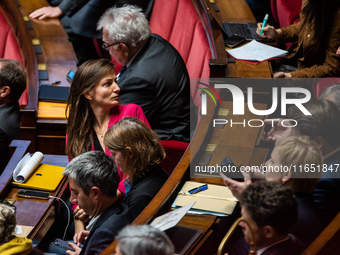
[
  {"x1": 0, "y1": 8, "x2": 27, "y2": 105},
  {"x1": 271, "y1": 0, "x2": 302, "y2": 48},
  {"x1": 271, "y1": 0, "x2": 302, "y2": 28},
  {"x1": 149, "y1": 0, "x2": 212, "y2": 79},
  {"x1": 315, "y1": 78, "x2": 340, "y2": 99},
  {"x1": 160, "y1": 140, "x2": 189, "y2": 175}
]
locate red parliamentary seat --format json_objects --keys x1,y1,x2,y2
[
  {"x1": 149, "y1": 0, "x2": 212, "y2": 79},
  {"x1": 149, "y1": 0, "x2": 214, "y2": 173},
  {"x1": 0, "y1": 7, "x2": 27, "y2": 105},
  {"x1": 271, "y1": 0, "x2": 302, "y2": 28},
  {"x1": 315, "y1": 78, "x2": 340, "y2": 98}
]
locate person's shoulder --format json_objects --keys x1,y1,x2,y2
[
  {"x1": 118, "y1": 104, "x2": 142, "y2": 112},
  {"x1": 100, "y1": 203, "x2": 130, "y2": 229},
  {"x1": 262, "y1": 235, "x2": 304, "y2": 255}
]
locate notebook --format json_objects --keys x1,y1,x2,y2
[
  {"x1": 172, "y1": 181, "x2": 238, "y2": 216},
  {"x1": 12, "y1": 164, "x2": 65, "y2": 192},
  {"x1": 222, "y1": 22, "x2": 273, "y2": 42}
]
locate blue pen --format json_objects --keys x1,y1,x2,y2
[
  {"x1": 188, "y1": 184, "x2": 208, "y2": 194},
  {"x1": 260, "y1": 14, "x2": 269, "y2": 35}
]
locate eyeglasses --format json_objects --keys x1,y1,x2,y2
[
  {"x1": 102, "y1": 42, "x2": 129, "y2": 51},
  {"x1": 102, "y1": 42, "x2": 120, "y2": 50}
]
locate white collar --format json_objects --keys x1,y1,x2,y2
[{"x1": 257, "y1": 235, "x2": 290, "y2": 255}]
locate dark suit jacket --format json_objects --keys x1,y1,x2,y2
[
  {"x1": 80, "y1": 202, "x2": 130, "y2": 255},
  {"x1": 293, "y1": 192, "x2": 327, "y2": 247},
  {"x1": 314, "y1": 149, "x2": 340, "y2": 223},
  {"x1": 261, "y1": 235, "x2": 303, "y2": 255},
  {"x1": 0, "y1": 102, "x2": 21, "y2": 172},
  {"x1": 118, "y1": 34, "x2": 191, "y2": 142},
  {"x1": 59, "y1": 0, "x2": 154, "y2": 38},
  {"x1": 123, "y1": 165, "x2": 168, "y2": 221}
]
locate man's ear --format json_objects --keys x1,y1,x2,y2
[
  {"x1": 263, "y1": 225, "x2": 275, "y2": 239},
  {"x1": 121, "y1": 43, "x2": 129, "y2": 56},
  {"x1": 91, "y1": 186, "x2": 101, "y2": 199},
  {"x1": 0, "y1": 86, "x2": 10, "y2": 98}
]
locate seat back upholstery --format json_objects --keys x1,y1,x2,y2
[
  {"x1": 271, "y1": 0, "x2": 302, "y2": 28},
  {"x1": 149, "y1": 0, "x2": 213, "y2": 79},
  {"x1": 149, "y1": 0, "x2": 215, "y2": 174},
  {"x1": 0, "y1": 7, "x2": 27, "y2": 105}
]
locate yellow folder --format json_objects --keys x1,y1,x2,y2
[
  {"x1": 37, "y1": 101, "x2": 68, "y2": 120},
  {"x1": 12, "y1": 164, "x2": 65, "y2": 192}
]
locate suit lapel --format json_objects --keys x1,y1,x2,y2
[{"x1": 80, "y1": 202, "x2": 121, "y2": 255}]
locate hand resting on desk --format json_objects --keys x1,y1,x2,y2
[{"x1": 29, "y1": 6, "x2": 62, "y2": 20}]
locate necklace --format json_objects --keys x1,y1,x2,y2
[
  {"x1": 96, "y1": 131, "x2": 105, "y2": 139},
  {"x1": 95, "y1": 117, "x2": 110, "y2": 139}
]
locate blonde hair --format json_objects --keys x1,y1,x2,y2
[{"x1": 275, "y1": 135, "x2": 323, "y2": 193}]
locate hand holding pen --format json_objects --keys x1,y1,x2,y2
[
  {"x1": 260, "y1": 14, "x2": 269, "y2": 35},
  {"x1": 256, "y1": 14, "x2": 281, "y2": 39}
]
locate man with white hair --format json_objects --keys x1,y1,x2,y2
[{"x1": 97, "y1": 5, "x2": 191, "y2": 142}]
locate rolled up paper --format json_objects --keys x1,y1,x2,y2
[{"x1": 13, "y1": 152, "x2": 44, "y2": 183}]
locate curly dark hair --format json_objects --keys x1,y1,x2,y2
[{"x1": 241, "y1": 181, "x2": 297, "y2": 236}]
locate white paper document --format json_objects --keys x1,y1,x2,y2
[
  {"x1": 226, "y1": 40, "x2": 288, "y2": 62},
  {"x1": 13, "y1": 152, "x2": 44, "y2": 183},
  {"x1": 150, "y1": 202, "x2": 195, "y2": 231}
]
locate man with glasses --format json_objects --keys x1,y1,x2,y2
[{"x1": 98, "y1": 5, "x2": 191, "y2": 142}]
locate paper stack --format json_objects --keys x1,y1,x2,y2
[{"x1": 226, "y1": 40, "x2": 288, "y2": 62}]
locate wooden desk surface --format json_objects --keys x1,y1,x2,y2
[
  {"x1": 2, "y1": 0, "x2": 78, "y2": 154},
  {"x1": 1, "y1": 141, "x2": 69, "y2": 242},
  {"x1": 18, "y1": 0, "x2": 77, "y2": 87},
  {"x1": 203, "y1": 0, "x2": 273, "y2": 78}
]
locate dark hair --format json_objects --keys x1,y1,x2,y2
[
  {"x1": 104, "y1": 117, "x2": 165, "y2": 181},
  {"x1": 241, "y1": 181, "x2": 297, "y2": 235},
  {"x1": 0, "y1": 59, "x2": 26, "y2": 101},
  {"x1": 301, "y1": 0, "x2": 340, "y2": 52},
  {"x1": 288, "y1": 99, "x2": 340, "y2": 147},
  {"x1": 66, "y1": 59, "x2": 115, "y2": 159},
  {"x1": 63, "y1": 151, "x2": 119, "y2": 197}
]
